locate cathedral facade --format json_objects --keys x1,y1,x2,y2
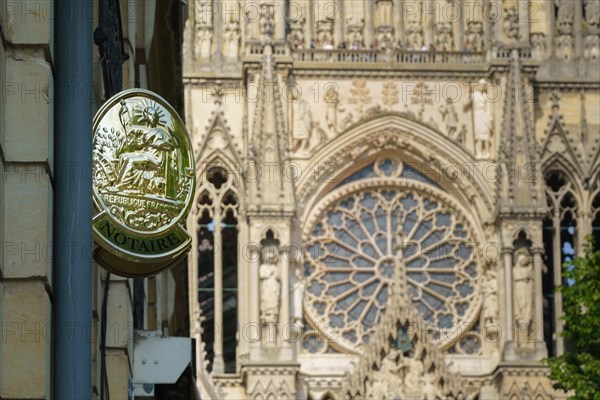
[{"x1": 182, "y1": 1, "x2": 600, "y2": 398}]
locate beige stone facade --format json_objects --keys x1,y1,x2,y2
[{"x1": 184, "y1": 1, "x2": 600, "y2": 399}]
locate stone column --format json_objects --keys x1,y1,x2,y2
[
  {"x1": 492, "y1": 0, "x2": 502, "y2": 48},
  {"x1": 306, "y1": 0, "x2": 314, "y2": 48},
  {"x1": 213, "y1": 0, "x2": 223, "y2": 64},
  {"x1": 335, "y1": 0, "x2": 344, "y2": 45},
  {"x1": 212, "y1": 211, "x2": 225, "y2": 373},
  {"x1": 457, "y1": 0, "x2": 465, "y2": 51},
  {"x1": 365, "y1": 0, "x2": 375, "y2": 46},
  {"x1": 547, "y1": 0, "x2": 555, "y2": 60},
  {"x1": 426, "y1": 0, "x2": 434, "y2": 46},
  {"x1": 249, "y1": 244, "x2": 261, "y2": 356},
  {"x1": 519, "y1": 0, "x2": 530, "y2": 44},
  {"x1": 575, "y1": 0, "x2": 583, "y2": 59},
  {"x1": 533, "y1": 247, "x2": 548, "y2": 358},
  {"x1": 280, "y1": 246, "x2": 291, "y2": 349},
  {"x1": 394, "y1": 0, "x2": 403, "y2": 44},
  {"x1": 502, "y1": 247, "x2": 515, "y2": 350},
  {"x1": 552, "y1": 216, "x2": 564, "y2": 355},
  {"x1": 275, "y1": 0, "x2": 286, "y2": 40}
]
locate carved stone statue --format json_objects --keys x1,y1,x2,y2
[
  {"x1": 421, "y1": 373, "x2": 440, "y2": 400},
  {"x1": 435, "y1": 21, "x2": 454, "y2": 51},
  {"x1": 439, "y1": 99, "x2": 459, "y2": 139},
  {"x1": 324, "y1": 86, "x2": 342, "y2": 138},
  {"x1": 556, "y1": 0, "x2": 575, "y2": 60},
  {"x1": 503, "y1": 6, "x2": 520, "y2": 42},
  {"x1": 557, "y1": 0, "x2": 575, "y2": 33},
  {"x1": 223, "y1": 19, "x2": 240, "y2": 59},
  {"x1": 530, "y1": 32, "x2": 546, "y2": 60},
  {"x1": 584, "y1": 0, "x2": 600, "y2": 60},
  {"x1": 465, "y1": 20, "x2": 484, "y2": 51},
  {"x1": 292, "y1": 99, "x2": 313, "y2": 153},
  {"x1": 472, "y1": 79, "x2": 493, "y2": 158},
  {"x1": 259, "y1": 245, "x2": 281, "y2": 325},
  {"x1": 482, "y1": 269, "x2": 498, "y2": 325},
  {"x1": 406, "y1": 21, "x2": 424, "y2": 50},
  {"x1": 513, "y1": 248, "x2": 534, "y2": 341},
  {"x1": 196, "y1": 26, "x2": 213, "y2": 59},
  {"x1": 316, "y1": 18, "x2": 334, "y2": 49},
  {"x1": 585, "y1": 0, "x2": 600, "y2": 34},
  {"x1": 403, "y1": 356, "x2": 424, "y2": 391},
  {"x1": 288, "y1": 17, "x2": 305, "y2": 49},
  {"x1": 259, "y1": 4, "x2": 274, "y2": 42},
  {"x1": 291, "y1": 267, "x2": 305, "y2": 323},
  {"x1": 346, "y1": 16, "x2": 365, "y2": 49},
  {"x1": 194, "y1": 2, "x2": 213, "y2": 59},
  {"x1": 367, "y1": 349, "x2": 406, "y2": 399},
  {"x1": 584, "y1": 33, "x2": 600, "y2": 60},
  {"x1": 376, "y1": 26, "x2": 394, "y2": 50}
]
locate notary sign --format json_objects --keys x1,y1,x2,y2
[{"x1": 92, "y1": 89, "x2": 195, "y2": 277}]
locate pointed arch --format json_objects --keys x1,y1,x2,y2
[
  {"x1": 542, "y1": 169, "x2": 579, "y2": 357},
  {"x1": 296, "y1": 114, "x2": 496, "y2": 234},
  {"x1": 189, "y1": 151, "x2": 243, "y2": 375},
  {"x1": 195, "y1": 110, "x2": 243, "y2": 167}
]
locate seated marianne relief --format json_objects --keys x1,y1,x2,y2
[{"x1": 112, "y1": 101, "x2": 177, "y2": 197}]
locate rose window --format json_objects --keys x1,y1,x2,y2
[{"x1": 303, "y1": 159, "x2": 480, "y2": 352}]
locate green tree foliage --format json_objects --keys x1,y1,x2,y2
[{"x1": 546, "y1": 237, "x2": 600, "y2": 399}]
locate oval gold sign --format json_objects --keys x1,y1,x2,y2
[{"x1": 92, "y1": 89, "x2": 195, "y2": 277}]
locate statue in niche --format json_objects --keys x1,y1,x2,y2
[
  {"x1": 259, "y1": 245, "x2": 281, "y2": 325},
  {"x1": 288, "y1": 17, "x2": 305, "y2": 49},
  {"x1": 557, "y1": 0, "x2": 575, "y2": 34},
  {"x1": 223, "y1": 19, "x2": 240, "y2": 59},
  {"x1": 324, "y1": 86, "x2": 343, "y2": 138},
  {"x1": 367, "y1": 349, "x2": 406, "y2": 399},
  {"x1": 584, "y1": 0, "x2": 600, "y2": 60},
  {"x1": 292, "y1": 99, "x2": 314, "y2": 153},
  {"x1": 503, "y1": 6, "x2": 520, "y2": 42},
  {"x1": 376, "y1": 26, "x2": 394, "y2": 50},
  {"x1": 465, "y1": 20, "x2": 484, "y2": 52},
  {"x1": 435, "y1": 21, "x2": 454, "y2": 51},
  {"x1": 472, "y1": 79, "x2": 493, "y2": 158},
  {"x1": 291, "y1": 267, "x2": 305, "y2": 325},
  {"x1": 346, "y1": 16, "x2": 365, "y2": 49},
  {"x1": 196, "y1": 26, "x2": 213, "y2": 59},
  {"x1": 513, "y1": 248, "x2": 534, "y2": 343},
  {"x1": 406, "y1": 21, "x2": 424, "y2": 50},
  {"x1": 439, "y1": 99, "x2": 459, "y2": 139},
  {"x1": 316, "y1": 18, "x2": 334, "y2": 49},
  {"x1": 530, "y1": 33, "x2": 546, "y2": 60},
  {"x1": 556, "y1": 0, "x2": 575, "y2": 59},
  {"x1": 259, "y1": 4, "x2": 274, "y2": 41},
  {"x1": 482, "y1": 268, "x2": 499, "y2": 326},
  {"x1": 585, "y1": 0, "x2": 600, "y2": 34},
  {"x1": 584, "y1": 33, "x2": 600, "y2": 60}
]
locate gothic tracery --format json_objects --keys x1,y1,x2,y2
[{"x1": 182, "y1": 1, "x2": 600, "y2": 398}]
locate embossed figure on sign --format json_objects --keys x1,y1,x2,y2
[{"x1": 113, "y1": 101, "x2": 177, "y2": 197}]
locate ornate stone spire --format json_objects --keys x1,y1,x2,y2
[
  {"x1": 247, "y1": 43, "x2": 295, "y2": 215},
  {"x1": 499, "y1": 49, "x2": 545, "y2": 215}
]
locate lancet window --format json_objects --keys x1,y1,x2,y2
[
  {"x1": 542, "y1": 170, "x2": 578, "y2": 357},
  {"x1": 196, "y1": 165, "x2": 240, "y2": 373}
]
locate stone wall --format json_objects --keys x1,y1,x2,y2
[{"x1": 0, "y1": 1, "x2": 54, "y2": 397}]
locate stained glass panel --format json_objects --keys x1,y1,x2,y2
[{"x1": 304, "y1": 184, "x2": 479, "y2": 352}]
